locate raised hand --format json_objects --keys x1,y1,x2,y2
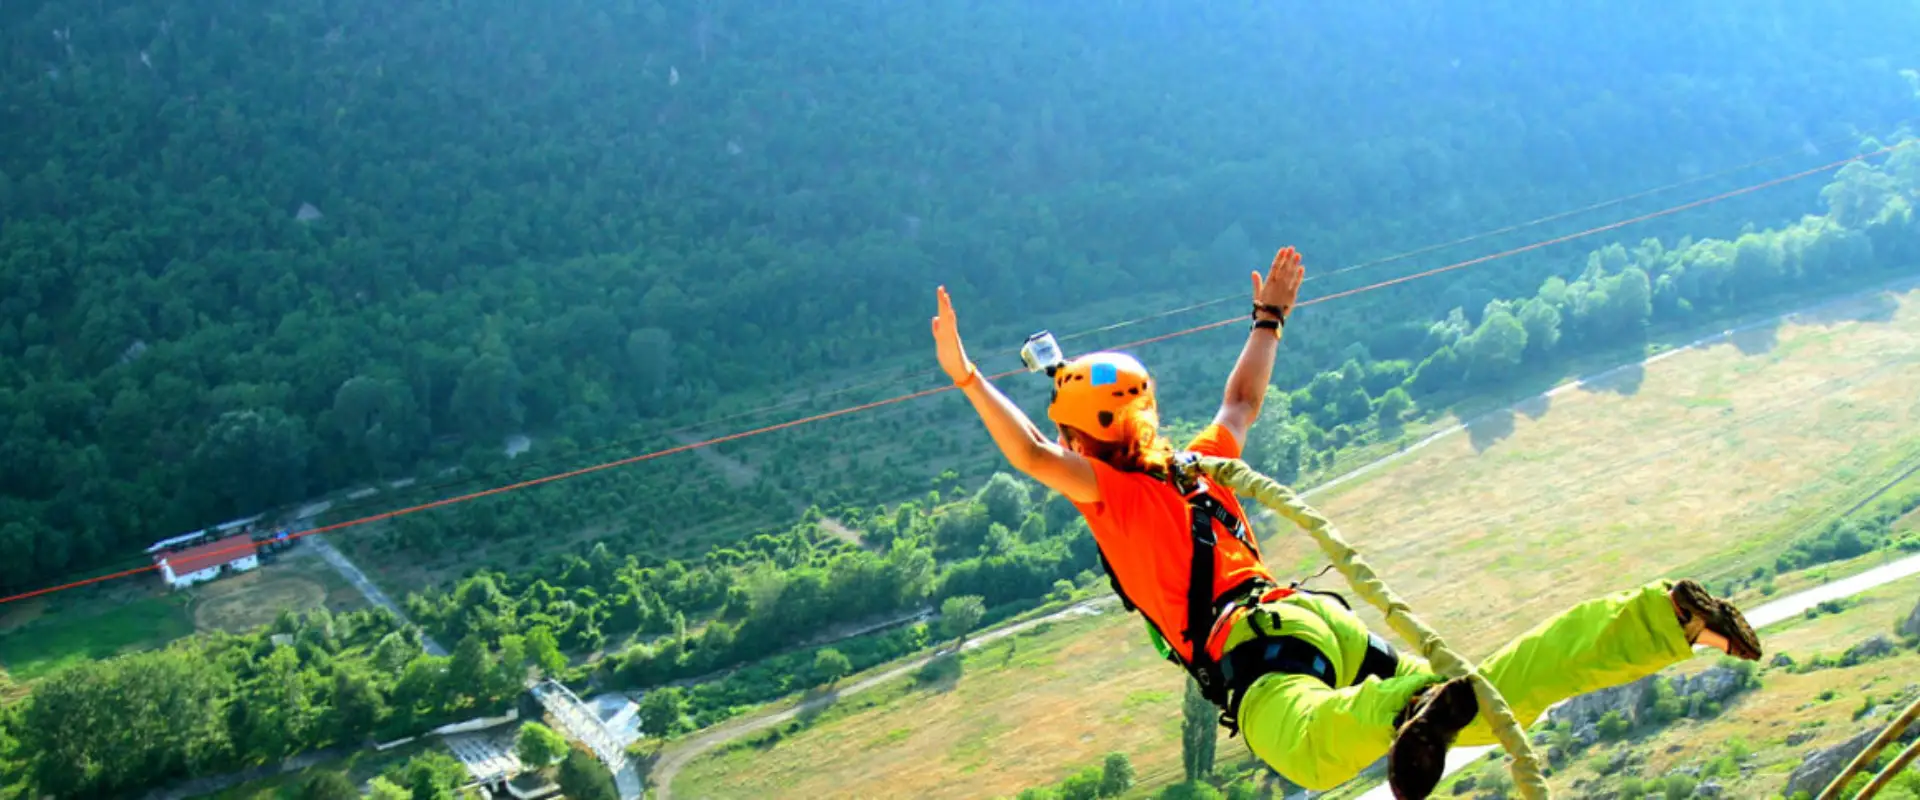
[
  {"x1": 931, "y1": 285, "x2": 975, "y2": 384},
  {"x1": 1253, "y1": 246, "x2": 1306, "y2": 319}
]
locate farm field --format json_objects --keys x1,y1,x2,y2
[
  {"x1": 670, "y1": 286, "x2": 1920, "y2": 800},
  {"x1": 0, "y1": 545, "x2": 364, "y2": 688}
]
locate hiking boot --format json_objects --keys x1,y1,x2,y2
[
  {"x1": 1669, "y1": 579, "x2": 1762, "y2": 661},
  {"x1": 1388, "y1": 676, "x2": 1480, "y2": 800}
]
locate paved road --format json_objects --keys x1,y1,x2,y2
[
  {"x1": 302, "y1": 527, "x2": 446, "y2": 656},
  {"x1": 646, "y1": 278, "x2": 1920, "y2": 800}
]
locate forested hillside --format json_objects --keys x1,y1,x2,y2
[{"x1": 3, "y1": 0, "x2": 1918, "y2": 591}]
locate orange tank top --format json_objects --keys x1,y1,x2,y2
[{"x1": 1070, "y1": 423, "x2": 1275, "y2": 663}]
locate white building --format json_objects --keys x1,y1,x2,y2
[{"x1": 154, "y1": 534, "x2": 260, "y2": 589}]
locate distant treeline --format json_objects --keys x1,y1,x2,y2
[{"x1": 4, "y1": 0, "x2": 1917, "y2": 589}]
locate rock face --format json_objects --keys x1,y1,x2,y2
[
  {"x1": 1901, "y1": 596, "x2": 1920, "y2": 638},
  {"x1": 1842, "y1": 635, "x2": 1895, "y2": 665},
  {"x1": 1548, "y1": 674, "x2": 1658, "y2": 728},
  {"x1": 1669, "y1": 664, "x2": 1749, "y2": 705},
  {"x1": 1546, "y1": 663, "x2": 1752, "y2": 730},
  {"x1": 1785, "y1": 727, "x2": 1880, "y2": 800},
  {"x1": 1785, "y1": 722, "x2": 1920, "y2": 799}
]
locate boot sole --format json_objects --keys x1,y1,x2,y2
[
  {"x1": 1388, "y1": 678, "x2": 1479, "y2": 800},
  {"x1": 1672, "y1": 579, "x2": 1763, "y2": 661}
]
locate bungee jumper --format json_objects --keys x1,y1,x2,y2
[{"x1": 928, "y1": 246, "x2": 1765, "y2": 799}]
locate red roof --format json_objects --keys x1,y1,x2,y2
[{"x1": 158, "y1": 535, "x2": 258, "y2": 576}]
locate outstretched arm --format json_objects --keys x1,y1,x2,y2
[
  {"x1": 933, "y1": 287, "x2": 1100, "y2": 503},
  {"x1": 1213, "y1": 247, "x2": 1305, "y2": 444}
]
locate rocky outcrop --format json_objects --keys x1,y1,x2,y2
[
  {"x1": 1785, "y1": 721, "x2": 1920, "y2": 799},
  {"x1": 1841, "y1": 635, "x2": 1895, "y2": 665},
  {"x1": 1669, "y1": 664, "x2": 1750, "y2": 705},
  {"x1": 1900, "y1": 596, "x2": 1920, "y2": 638},
  {"x1": 1548, "y1": 675, "x2": 1658, "y2": 729},
  {"x1": 1546, "y1": 663, "x2": 1753, "y2": 731},
  {"x1": 1786, "y1": 727, "x2": 1879, "y2": 799}
]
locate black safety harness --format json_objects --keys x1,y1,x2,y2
[{"x1": 1095, "y1": 452, "x2": 1402, "y2": 734}]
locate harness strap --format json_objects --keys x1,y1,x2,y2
[
  {"x1": 1359, "y1": 632, "x2": 1401, "y2": 683},
  {"x1": 1219, "y1": 635, "x2": 1336, "y2": 692},
  {"x1": 1217, "y1": 629, "x2": 1406, "y2": 724},
  {"x1": 1091, "y1": 450, "x2": 1274, "y2": 725}
]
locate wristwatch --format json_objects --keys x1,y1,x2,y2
[{"x1": 1251, "y1": 302, "x2": 1287, "y2": 333}]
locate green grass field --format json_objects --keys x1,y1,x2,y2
[
  {"x1": 0, "y1": 592, "x2": 193, "y2": 684},
  {"x1": 669, "y1": 286, "x2": 1920, "y2": 800},
  {"x1": 0, "y1": 547, "x2": 362, "y2": 689}
]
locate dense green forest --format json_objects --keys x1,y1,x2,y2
[
  {"x1": 390, "y1": 139, "x2": 1920, "y2": 726},
  {"x1": 2, "y1": 0, "x2": 1919, "y2": 791},
  {"x1": 5, "y1": 144, "x2": 1919, "y2": 792},
  {"x1": 4, "y1": 0, "x2": 1919, "y2": 592},
  {"x1": 0, "y1": 605, "x2": 538, "y2": 798}
]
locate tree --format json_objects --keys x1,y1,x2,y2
[
  {"x1": 516, "y1": 722, "x2": 567, "y2": 770},
  {"x1": 557, "y1": 746, "x2": 620, "y2": 800},
  {"x1": 1243, "y1": 405, "x2": 1305, "y2": 483},
  {"x1": 1409, "y1": 345, "x2": 1464, "y2": 393},
  {"x1": 331, "y1": 375, "x2": 424, "y2": 475},
  {"x1": 626, "y1": 327, "x2": 678, "y2": 406},
  {"x1": 979, "y1": 472, "x2": 1032, "y2": 528},
  {"x1": 372, "y1": 630, "x2": 423, "y2": 676},
  {"x1": 396, "y1": 751, "x2": 465, "y2": 800},
  {"x1": 492, "y1": 634, "x2": 528, "y2": 698},
  {"x1": 1099, "y1": 752, "x2": 1135, "y2": 797},
  {"x1": 366, "y1": 777, "x2": 411, "y2": 800},
  {"x1": 1060, "y1": 766, "x2": 1103, "y2": 800},
  {"x1": 328, "y1": 667, "x2": 389, "y2": 742},
  {"x1": 1375, "y1": 387, "x2": 1413, "y2": 432},
  {"x1": 299, "y1": 770, "x2": 360, "y2": 800},
  {"x1": 21, "y1": 647, "x2": 232, "y2": 798},
  {"x1": 189, "y1": 407, "x2": 315, "y2": 516},
  {"x1": 1180, "y1": 676, "x2": 1217, "y2": 783},
  {"x1": 446, "y1": 633, "x2": 492, "y2": 707},
  {"x1": 939, "y1": 594, "x2": 987, "y2": 643},
  {"x1": 450, "y1": 352, "x2": 525, "y2": 438},
  {"x1": 1517, "y1": 297, "x2": 1563, "y2": 361},
  {"x1": 813, "y1": 648, "x2": 852, "y2": 686},
  {"x1": 638, "y1": 687, "x2": 685, "y2": 737},
  {"x1": 1607, "y1": 266, "x2": 1655, "y2": 334},
  {"x1": 1460, "y1": 306, "x2": 1528, "y2": 384},
  {"x1": 525, "y1": 625, "x2": 566, "y2": 678},
  {"x1": 1161, "y1": 781, "x2": 1225, "y2": 800}
]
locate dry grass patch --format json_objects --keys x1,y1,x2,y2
[
  {"x1": 1296, "y1": 289, "x2": 1920, "y2": 655},
  {"x1": 672, "y1": 288, "x2": 1920, "y2": 799},
  {"x1": 192, "y1": 571, "x2": 328, "y2": 634},
  {"x1": 190, "y1": 548, "x2": 369, "y2": 635},
  {"x1": 674, "y1": 613, "x2": 1188, "y2": 800}
]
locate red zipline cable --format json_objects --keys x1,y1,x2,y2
[
  {"x1": 657, "y1": 126, "x2": 1904, "y2": 439},
  {"x1": 2, "y1": 141, "x2": 1908, "y2": 605}
]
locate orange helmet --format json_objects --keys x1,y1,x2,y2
[{"x1": 1046, "y1": 352, "x2": 1155, "y2": 442}]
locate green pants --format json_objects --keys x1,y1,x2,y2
[{"x1": 1231, "y1": 580, "x2": 1697, "y2": 791}]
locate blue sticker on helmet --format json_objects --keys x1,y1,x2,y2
[{"x1": 1090, "y1": 363, "x2": 1118, "y2": 386}]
